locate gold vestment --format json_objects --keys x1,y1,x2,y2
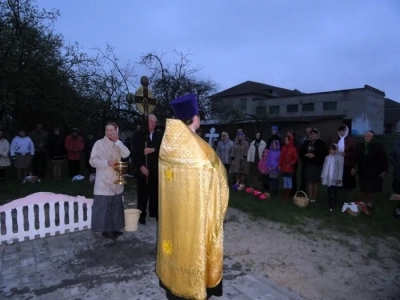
[{"x1": 156, "y1": 119, "x2": 229, "y2": 300}]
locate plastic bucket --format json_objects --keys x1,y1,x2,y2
[{"x1": 124, "y1": 208, "x2": 141, "y2": 232}]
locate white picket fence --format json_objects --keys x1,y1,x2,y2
[{"x1": 0, "y1": 192, "x2": 93, "y2": 245}]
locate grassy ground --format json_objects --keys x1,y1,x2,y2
[{"x1": 0, "y1": 161, "x2": 136, "y2": 204}]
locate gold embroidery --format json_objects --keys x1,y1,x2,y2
[
  {"x1": 162, "y1": 240, "x2": 173, "y2": 255},
  {"x1": 165, "y1": 169, "x2": 173, "y2": 181}
]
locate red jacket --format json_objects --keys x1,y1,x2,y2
[
  {"x1": 279, "y1": 136, "x2": 298, "y2": 173},
  {"x1": 65, "y1": 135, "x2": 84, "y2": 161}
]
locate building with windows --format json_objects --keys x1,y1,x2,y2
[{"x1": 209, "y1": 81, "x2": 391, "y2": 135}]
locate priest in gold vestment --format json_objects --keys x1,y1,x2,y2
[{"x1": 157, "y1": 94, "x2": 229, "y2": 300}]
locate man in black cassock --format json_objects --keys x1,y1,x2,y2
[{"x1": 131, "y1": 114, "x2": 163, "y2": 224}]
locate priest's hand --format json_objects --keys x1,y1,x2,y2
[
  {"x1": 379, "y1": 172, "x2": 386, "y2": 178},
  {"x1": 351, "y1": 168, "x2": 356, "y2": 176},
  {"x1": 140, "y1": 166, "x2": 149, "y2": 176}
]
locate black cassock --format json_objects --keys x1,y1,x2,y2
[{"x1": 131, "y1": 129, "x2": 163, "y2": 219}]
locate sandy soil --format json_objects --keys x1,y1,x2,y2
[{"x1": 223, "y1": 208, "x2": 400, "y2": 300}]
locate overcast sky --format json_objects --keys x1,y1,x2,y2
[{"x1": 36, "y1": 0, "x2": 400, "y2": 101}]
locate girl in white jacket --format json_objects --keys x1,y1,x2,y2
[{"x1": 321, "y1": 143, "x2": 344, "y2": 211}]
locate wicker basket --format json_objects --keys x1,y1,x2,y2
[
  {"x1": 293, "y1": 190, "x2": 309, "y2": 208},
  {"x1": 346, "y1": 206, "x2": 361, "y2": 217}
]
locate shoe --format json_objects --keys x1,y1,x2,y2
[
  {"x1": 114, "y1": 231, "x2": 123, "y2": 236},
  {"x1": 139, "y1": 217, "x2": 146, "y2": 225},
  {"x1": 310, "y1": 199, "x2": 316, "y2": 203},
  {"x1": 102, "y1": 232, "x2": 117, "y2": 240}
]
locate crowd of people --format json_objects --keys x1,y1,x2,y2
[{"x1": 214, "y1": 124, "x2": 400, "y2": 211}]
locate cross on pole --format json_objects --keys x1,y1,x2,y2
[
  {"x1": 134, "y1": 76, "x2": 156, "y2": 131},
  {"x1": 132, "y1": 76, "x2": 157, "y2": 183}
]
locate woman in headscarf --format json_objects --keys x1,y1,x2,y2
[
  {"x1": 336, "y1": 124, "x2": 357, "y2": 203},
  {"x1": 247, "y1": 131, "x2": 267, "y2": 189},
  {"x1": 300, "y1": 129, "x2": 327, "y2": 202},
  {"x1": 352, "y1": 130, "x2": 388, "y2": 209},
  {"x1": 267, "y1": 125, "x2": 281, "y2": 148},
  {"x1": 229, "y1": 129, "x2": 249, "y2": 184},
  {"x1": 89, "y1": 122, "x2": 130, "y2": 240}
]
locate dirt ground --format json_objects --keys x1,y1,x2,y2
[{"x1": 223, "y1": 208, "x2": 400, "y2": 300}]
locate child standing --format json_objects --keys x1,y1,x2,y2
[
  {"x1": 321, "y1": 144, "x2": 344, "y2": 210},
  {"x1": 266, "y1": 140, "x2": 281, "y2": 196},
  {"x1": 279, "y1": 136, "x2": 298, "y2": 198},
  {"x1": 258, "y1": 149, "x2": 270, "y2": 192}
]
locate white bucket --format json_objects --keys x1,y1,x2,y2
[{"x1": 124, "y1": 208, "x2": 141, "y2": 232}]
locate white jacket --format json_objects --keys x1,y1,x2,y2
[
  {"x1": 90, "y1": 137, "x2": 130, "y2": 196},
  {"x1": 0, "y1": 138, "x2": 11, "y2": 167},
  {"x1": 10, "y1": 136, "x2": 35, "y2": 156},
  {"x1": 247, "y1": 140, "x2": 267, "y2": 162}
]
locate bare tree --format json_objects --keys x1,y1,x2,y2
[{"x1": 140, "y1": 49, "x2": 218, "y2": 123}]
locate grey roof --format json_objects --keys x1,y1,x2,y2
[
  {"x1": 384, "y1": 98, "x2": 400, "y2": 124},
  {"x1": 210, "y1": 81, "x2": 303, "y2": 99}
]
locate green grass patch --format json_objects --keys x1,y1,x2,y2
[{"x1": 229, "y1": 188, "x2": 400, "y2": 238}]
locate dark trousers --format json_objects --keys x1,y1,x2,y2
[
  {"x1": 33, "y1": 151, "x2": 47, "y2": 178},
  {"x1": 300, "y1": 162, "x2": 306, "y2": 191},
  {"x1": 84, "y1": 154, "x2": 95, "y2": 174},
  {"x1": 270, "y1": 177, "x2": 279, "y2": 195},
  {"x1": 328, "y1": 186, "x2": 339, "y2": 208},
  {"x1": 393, "y1": 178, "x2": 400, "y2": 194},
  {"x1": 68, "y1": 159, "x2": 80, "y2": 178},
  {"x1": 137, "y1": 173, "x2": 158, "y2": 219},
  {"x1": 0, "y1": 168, "x2": 5, "y2": 179},
  {"x1": 291, "y1": 163, "x2": 298, "y2": 196},
  {"x1": 260, "y1": 174, "x2": 270, "y2": 191}
]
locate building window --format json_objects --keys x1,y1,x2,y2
[
  {"x1": 287, "y1": 104, "x2": 298, "y2": 113},
  {"x1": 240, "y1": 98, "x2": 247, "y2": 110},
  {"x1": 302, "y1": 103, "x2": 314, "y2": 112},
  {"x1": 269, "y1": 105, "x2": 280, "y2": 114},
  {"x1": 323, "y1": 101, "x2": 337, "y2": 111},
  {"x1": 256, "y1": 106, "x2": 266, "y2": 116}
]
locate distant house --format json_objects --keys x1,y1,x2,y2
[
  {"x1": 208, "y1": 81, "x2": 388, "y2": 136},
  {"x1": 384, "y1": 98, "x2": 400, "y2": 133}
]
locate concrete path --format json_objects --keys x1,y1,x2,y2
[{"x1": 0, "y1": 183, "x2": 303, "y2": 300}]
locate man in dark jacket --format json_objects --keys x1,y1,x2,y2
[
  {"x1": 131, "y1": 114, "x2": 163, "y2": 224},
  {"x1": 390, "y1": 140, "x2": 400, "y2": 194}
]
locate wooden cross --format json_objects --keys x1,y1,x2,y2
[{"x1": 134, "y1": 76, "x2": 156, "y2": 118}]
